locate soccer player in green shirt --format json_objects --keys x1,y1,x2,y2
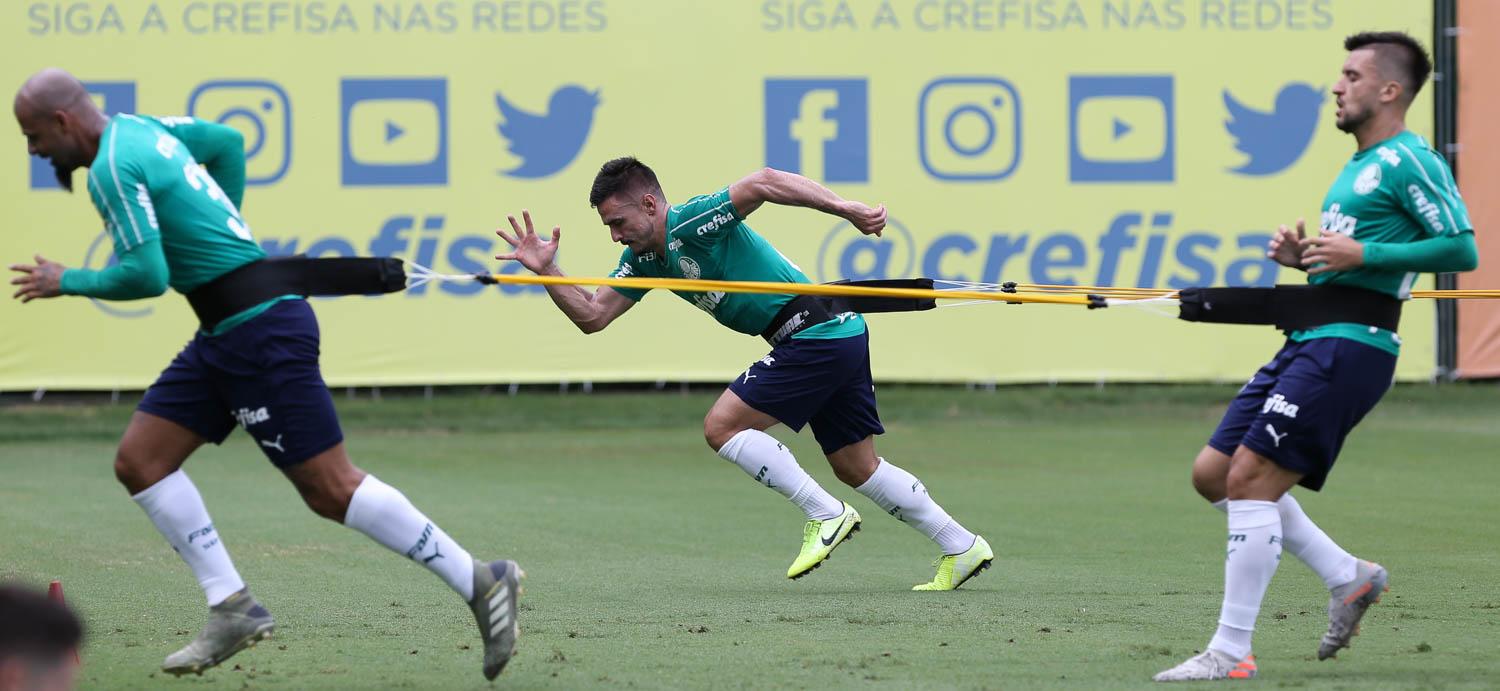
[
  {"x1": 10, "y1": 68, "x2": 521, "y2": 680},
  {"x1": 498, "y1": 158, "x2": 993, "y2": 589},
  {"x1": 1155, "y1": 32, "x2": 1478, "y2": 682}
]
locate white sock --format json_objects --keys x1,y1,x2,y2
[
  {"x1": 854, "y1": 458, "x2": 976, "y2": 555},
  {"x1": 717, "y1": 430, "x2": 843, "y2": 520},
  {"x1": 1277, "y1": 494, "x2": 1358, "y2": 589},
  {"x1": 344, "y1": 475, "x2": 476, "y2": 601},
  {"x1": 1208, "y1": 499, "x2": 1282, "y2": 660},
  {"x1": 1210, "y1": 495, "x2": 1356, "y2": 589},
  {"x1": 132, "y1": 470, "x2": 246, "y2": 607}
]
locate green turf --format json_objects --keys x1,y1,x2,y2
[{"x1": 2, "y1": 385, "x2": 1498, "y2": 689}]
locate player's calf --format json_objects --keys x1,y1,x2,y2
[{"x1": 282, "y1": 446, "x2": 365, "y2": 522}]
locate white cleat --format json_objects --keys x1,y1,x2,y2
[
  {"x1": 162, "y1": 588, "x2": 274, "y2": 676},
  {"x1": 1153, "y1": 649, "x2": 1256, "y2": 682}
]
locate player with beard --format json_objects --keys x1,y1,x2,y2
[{"x1": 1154, "y1": 32, "x2": 1477, "y2": 682}]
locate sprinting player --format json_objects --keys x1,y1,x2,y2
[
  {"x1": 1155, "y1": 32, "x2": 1477, "y2": 681},
  {"x1": 9, "y1": 68, "x2": 521, "y2": 680},
  {"x1": 0, "y1": 584, "x2": 82, "y2": 691},
  {"x1": 497, "y1": 158, "x2": 992, "y2": 589}
]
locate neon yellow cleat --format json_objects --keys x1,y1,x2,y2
[
  {"x1": 912, "y1": 535, "x2": 993, "y2": 591},
  {"x1": 787, "y1": 502, "x2": 861, "y2": 579}
]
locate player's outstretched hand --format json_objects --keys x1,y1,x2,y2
[
  {"x1": 843, "y1": 202, "x2": 886, "y2": 237},
  {"x1": 496, "y1": 210, "x2": 561, "y2": 275},
  {"x1": 1299, "y1": 229, "x2": 1364, "y2": 274},
  {"x1": 9, "y1": 254, "x2": 65, "y2": 303},
  {"x1": 1267, "y1": 218, "x2": 1306, "y2": 269}
]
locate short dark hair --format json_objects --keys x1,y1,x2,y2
[
  {"x1": 589, "y1": 156, "x2": 662, "y2": 207},
  {"x1": 1344, "y1": 31, "x2": 1433, "y2": 100},
  {"x1": 0, "y1": 584, "x2": 82, "y2": 663}
]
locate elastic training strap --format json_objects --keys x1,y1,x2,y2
[
  {"x1": 760, "y1": 294, "x2": 835, "y2": 346},
  {"x1": 828, "y1": 278, "x2": 939, "y2": 313},
  {"x1": 759, "y1": 278, "x2": 938, "y2": 345},
  {"x1": 186, "y1": 256, "x2": 407, "y2": 331},
  {"x1": 1177, "y1": 284, "x2": 1401, "y2": 333}
]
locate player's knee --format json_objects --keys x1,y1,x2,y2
[
  {"x1": 703, "y1": 414, "x2": 739, "y2": 452},
  {"x1": 113, "y1": 446, "x2": 166, "y2": 494},
  {"x1": 1224, "y1": 450, "x2": 1285, "y2": 499},
  {"x1": 1190, "y1": 447, "x2": 1230, "y2": 502},
  {"x1": 1224, "y1": 468, "x2": 1252, "y2": 498},
  {"x1": 112, "y1": 450, "x2": 140, "y2": 489},
  {"x1": 830, "y1": 462, "x2": 873, "y2": 488},
  {"x1": 1190, "y1": 462, "x2": 1225, "y2": 502}
]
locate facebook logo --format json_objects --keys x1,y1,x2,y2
[
  {"x1": 30, "y1": 81, "x2": 135, "y2": 189},
  {"x1": 764, "y1": 79, "x2": 868, "y2": 183}
]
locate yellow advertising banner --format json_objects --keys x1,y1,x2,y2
[{"x1": 1, "y1": 0, "x2": 1435, "y2": 389}]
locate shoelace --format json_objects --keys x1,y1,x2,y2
[
  {"x1": 802, "y1": 520, "x2": 820, "y2": 547},
  {"x1": 929, "y1": 555, "x2": 955, "y2": 583}
]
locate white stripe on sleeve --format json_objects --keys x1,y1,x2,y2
[{"x1": 107, "y1": 124, "x2": 143, "y2": 246}]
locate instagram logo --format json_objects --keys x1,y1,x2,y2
[
  {"x1": 918, "y1": 77, "x2": 1022, "y2": 182},
  {"x1": 187, "y1": 80, "x2": 292, "y2": 185}
]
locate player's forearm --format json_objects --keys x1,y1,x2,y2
[
  {"x1": 59, "y1": 240, "x2": 169, "y2": 300},
  {"x1": 1363, "y1": 233, "x2": 1478, "y2": 273},
  {"x1": 536, "y1": 265, "x2": 610, "y2": 333}
]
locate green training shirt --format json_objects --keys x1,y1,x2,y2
[
  {"x1": 64, "y1": 114, "x2": 290, "y2": 334},
  {"x1": 606, "y1": 187, "x2": 865, "y2": 340},
  {"x1": 1293, "y1": 130, "x2": 1474, "y2": 355}
]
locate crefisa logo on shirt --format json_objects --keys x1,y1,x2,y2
[
  {"x1": 1320, "y1": 202, "x2": 1359, "y2": 236},
  {"x1": 1406, "y1": 185, "x2": 1446, "y2": 233},
  {"x1": 678, "y1": 256, "x2": 702, "y2": 279},
  {"x1": 695, "y1": 212, "x2": 737, "y2": 236},
  {"x1": 1353, "y1": 163, "x2": 1381, "y2": 195}
]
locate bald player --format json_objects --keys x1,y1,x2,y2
[{"x1": 10, "y1": 69, "x2": 521, "y2": 680}]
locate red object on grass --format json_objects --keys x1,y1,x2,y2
[{"x1": 47, "y1": 580, "x2": 80, "y2": 664}]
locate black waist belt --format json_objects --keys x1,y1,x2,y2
[
  {"x1": 186, "y1": 255, "x2": 407, "y2": 331},
  {"x1": 1177, "y1": 284, "x2": 1401, "y2": 333},
  {"x1": 759, "y1": 278, "x2": 937, "y2": 345}
]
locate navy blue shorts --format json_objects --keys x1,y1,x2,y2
[
  {"x1": 1208, "y1": 337, "x2": 1395, "y2": 491},
  {"x1": 137, "y1": 299, "x2": 343, "y2": 468},
  {"x1": 728, "y1": 329, "x2": 885, "y2": 455}
]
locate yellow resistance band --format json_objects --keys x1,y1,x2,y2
[
  {"x1": 479, "y1": 273, "x2": 1098, "y2": 306},
  {"x1": 474, "y1": 273, "x2": 1500, "y2": 305}
]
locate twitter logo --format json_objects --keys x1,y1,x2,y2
[
  {"x1": 496, "y1": 85, "x2": 600, "y2": 179},
  {"x1": 1224, "y1": 83, "x2": 1323, "y2": 176}
]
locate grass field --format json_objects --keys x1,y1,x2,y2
[{"x1": 2, "y1": 384, "x2": 1498, "y2": 689}]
